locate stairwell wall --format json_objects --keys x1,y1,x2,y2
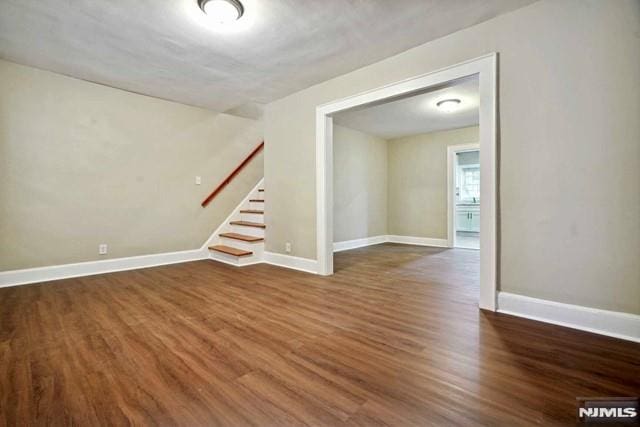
[{"x1": 0, "y1": 59, "x2": 263, "y2": 271}]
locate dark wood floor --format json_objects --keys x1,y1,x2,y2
[{"x1": 1, "y1": 244, "x2": 638, "y2": 426}]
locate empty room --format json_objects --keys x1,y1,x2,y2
[{"x1": 1, "y1": 0, "x2": 639, "y2": 425}]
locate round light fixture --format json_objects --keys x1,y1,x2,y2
[
  {"x1": 436, "y1": 98, "x2": 462, "y2": 113},
  {"x1": 198, "y1": 0, "x2": 244, "y2": 24}
]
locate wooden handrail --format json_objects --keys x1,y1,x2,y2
[{"x1": 201, "y1": 141, "x2": 264, "y2": 207}]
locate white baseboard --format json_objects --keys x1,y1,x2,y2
[
  {"x1": 333, "y1": 235, "x2": 387, "y2": 252},
  {"x1": 497, "y1": 292, "x2": 640, "y2": 343},
  {"x1": 333, "y1": 235, "x2": 449, "y2": 253},
  {"x1": 0, "y1": 177, "x2": 266, "y2": 289},
  {"x1": 270, "y1": 234, "x2": 447, "y2": 275},
  {"x1": 0, "y1": 249, "x2": 208, "y2": 288},
  {"x1": 386, "y1": 235, "x2": 449, "y2": 248},
  {"x1": 263, "y1": 251, "x2": 318, "y2": 274}
]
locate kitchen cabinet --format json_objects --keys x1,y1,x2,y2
[{"x1": 456, "y1": 206, "x2": 480, "y2": 232}]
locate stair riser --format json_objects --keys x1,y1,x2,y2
[
  {"x1": 218, "y1": 238, "x2": 264, "y2": 252},
  {"x1": 236, "y1": 255, "x2": 261, "y2": 266},
  {"x1": 241, "y1": 213, "x2": 264, "y2": 223},
  {"x1": 230, "y1": 225, "x2": 264, "y2": 237},
  {"x1": 210, "y1": 250, "x2": 245, "y2": 264},
  {"x1": 249, "y1": 201, "x2": 265, "y2": 210},
  {"x1": 210, "y1": 250, "x2": 260, "y2": 266}
]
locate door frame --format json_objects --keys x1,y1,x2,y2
[
  {"x1": 315, "y1": 53, "x2": 498, "y2": 311},
  {"x1": 447, "y1": 143, "x2": 480, "y2": 249}
]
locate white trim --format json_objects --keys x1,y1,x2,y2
[
  {"x1": 333, "y1": 235, "x2": 387, "y2": 252},
  {"x1": 386, "y1": 235, "x2": 449, "y2": 248},
  {"x1": 498, "y1": 292, "x2": 640, "y2": 343},
  {"x1": 200, "y1": 178, "x2": 264, "y2": 250},
  {"x1": 316, "y1": 109, "x2": 333, "y2": 275},
  {"x1": 0, "y1": 233, "x2": 469, "y2": 289},
  {"x1": 447, "y1": 143, "x2": 480, "y2": 248},
  {"x1": 207, "y1": 255, "x2": 263, "y2": 268},
  {"x1": 333, "y1": 235, "x2": 452, "y2": 252},
  {"x1": 263, "y1": 252, "x2": 319, "y2": 274},
  {"x1": 316, "y1": 53, "x2": 498, "y2": 311},
  {"x1": 0, "y1": 249, "x2": 207, "y2": 288},
  {"x1": 0, "y1": 178, "x2": 265, "y2": 288}
]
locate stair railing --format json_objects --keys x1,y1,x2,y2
[{"x1": 201, "y1": 141, "x2": 264, "y2": 207}]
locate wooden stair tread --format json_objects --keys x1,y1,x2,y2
[
  {"x1": 249, "y1": 199, "x2": 264, "y2": 202},
  {"x1": 258, "y1": 189, "x2": 264, "y2": 192},
  {"x1": 209, "y1": 245, "x2": 252, "y2": 257},
  {"x1": 230, "y1": 221, "x2": 266, "y2": 229},
  {"x1": 220, "y1": 232, "x2": 264, "y2": 242},
  {"x1": 240, "y1": 209, "x2": 264, "y2": 214}
]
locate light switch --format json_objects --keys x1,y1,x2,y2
[{"x1": 195, "y1": 176, "x2": 201, "y2": 185}]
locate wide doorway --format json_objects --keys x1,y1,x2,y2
[{"x1": 316, "y1": 54, "x2": 498, "y2": 310}]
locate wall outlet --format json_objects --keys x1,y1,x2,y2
[
  {"x1": 195, "y1": 176, "x2": 201, "y2": 185},
  {"x1": 285, "y1": 242, "x2": 291, "y2": 253},
  {"x1": 98, "y1": 244, "x2": 108, "y2": 255}
]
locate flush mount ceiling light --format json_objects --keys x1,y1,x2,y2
[
  {"x1": 198, "y1": 0, "x2": 244, "y2": 24},
  {"x1": 436, "y1": 98, "x2": 462, "y2": 113}
]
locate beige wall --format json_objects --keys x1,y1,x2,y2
[
  {"x1": 0, "y1": 60, "x2": 263, "y2": 271},
  {"x1": 334, "y1": 125, "x2": 479, "y2": 242},
  {"x1": 264, "y1": 0, "x2": 640, "y2": 314},
  {"x1": 388, "y1": 126, "x2": 478, "y2": 239},
  {"x1": 333, "y1": 125, "x2": 387, "y2": 243}
]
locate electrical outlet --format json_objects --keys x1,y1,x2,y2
[
  {"x1": 195, "y1": 176, "x2": 201, "y2": 185},
  {"x1": 99, "y1": 244, "x2": 108, "y2": 255},
  {"x1": 285, "y1": 242, "x2": 291, "y2": 253}
]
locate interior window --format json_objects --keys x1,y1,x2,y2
[{"x1": 460, "y1": 165, "x2": 480, "y2": 202}]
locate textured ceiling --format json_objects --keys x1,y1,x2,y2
[
  {"x1": 0, "y1": 0, "x2": 536, "y2": 113},
  {"x1": 334, "y1": 77, "x2": 479, "y2": 139}
]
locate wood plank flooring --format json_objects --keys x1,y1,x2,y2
[{"x1": 1, "y1": 243, "x2": 638, "y2": 426}]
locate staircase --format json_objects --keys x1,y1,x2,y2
[{"x1": 208, "y1": 187, "x2": 265, "y2": 266}]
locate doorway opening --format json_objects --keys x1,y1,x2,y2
[
  {"x1": 316, "y1": 53, "x2": 497, "y2": 310},
  {"x1": 449, "y1": 145, "x2": 480, "y2": 250}
]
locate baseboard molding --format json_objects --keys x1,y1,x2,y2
[
  {"x1": 1, "y1": 177, "x2": 266, "y2": 289},
  {"x1": 333, "y1": 235, "x2": 387, "y2": 252},
  {"x1": 386, "y1": 235, "x2": 449, "y2": 248},
  {"x1": 0, "y1": 248, "x2": 311, "y2": 288},
  {"x1": 497, "y1": 292, "x2": 640, "y2": 343},
  {"x1": 263, "y1": 252, "x2": 318, "y2": 275},
  {"x1": 0, "y1": 249, "x2": 208, "y2": 288},
  {"x1": 333, "y1": 235, "x2": 450, "y2": 253}
]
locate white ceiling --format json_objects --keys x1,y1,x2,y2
[
  {"x1": 334, "y1": 76, "x2": 479, "y2": 139},
  {"x1": 0, "y1": 0, "x2": 535, "y2": 113}
]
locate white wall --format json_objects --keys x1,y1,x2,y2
[
  {"x1": 333, "y1": 125, "x2": 387, "y2": 243},
  {"x1": 0, "y1": 60, "x2": 263, "y2": 271},
  {"x1": 264, "y1": 0, "x2": 640, "y2": 314}
]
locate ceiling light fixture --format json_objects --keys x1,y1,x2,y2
[
  {"x1": 198, "y1": 0, "x2": 244, "y2": 24},
  {"x1": 436, "y1": 98, "x2": 462, "y2": 113}
]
